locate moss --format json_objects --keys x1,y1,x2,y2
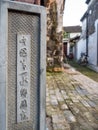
[{"x1": 68, "y1": 60, "x2": 98, "y2": 82}]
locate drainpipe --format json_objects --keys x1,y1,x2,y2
[{"x1": 86, "y1": 12, "x2": 89, "y2": 56}]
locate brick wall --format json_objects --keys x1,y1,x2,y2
[{"x1": 15, "y1": 0, "x2": 40, "y2": 5}]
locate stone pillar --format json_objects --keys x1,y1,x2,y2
[
  {"x1": 0, "y1": 1, "x2": 46, "y2": 130},
  {"x1": 0, "y1": 1, "x2": 7, "y2": 130}
]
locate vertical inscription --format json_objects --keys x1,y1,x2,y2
[{"x1": 17, "y1": 34, "x2": 31, "y2": 123}]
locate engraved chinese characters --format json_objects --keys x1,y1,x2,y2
[{"x1": 17, "y1": 34, "x2": 31, "y2": 123}]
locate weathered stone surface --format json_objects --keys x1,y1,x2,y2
[
  {"x1": 50, "y1": 99, "x2": 58, "y2": 106},
  {"x1": 46, "y1": 67, "x2": 98, "y2": 130},
  {"x1": 64, "y1": 110, "x2": 76, "y2": 123},
  {"x1": 0, "y1": 1, "x2": 46, "y2": 130},
  {"x1": 61, "y1": 104, "x2": 68, "y2": 110},
  {"x1": 81, "y1": 100, "x2": 90, "y2": 107}
]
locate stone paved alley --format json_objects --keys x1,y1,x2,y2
[{"x1": 46, "y1": 67, "x2": 98, "y2": 130}]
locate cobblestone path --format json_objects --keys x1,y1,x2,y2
[{"x1": 46, "y1": 68, "x2": 98, "y2": 130}]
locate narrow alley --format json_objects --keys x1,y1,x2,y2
[{"x1": 46, "y1": 67, "x2": 98, "y2": 130}]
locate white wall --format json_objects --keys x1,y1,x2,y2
[
  {"x1": 70, "y1": 33, "x2": 81, "y2": 38},
  {"x1": 67, "y1": 42, "x2": 70, "y2": 55},
  {"x1": 88, "y1": 19, "x2": 98, "y2": 66},
  {"x1": 77, "y1": 19, "x2": 98, "y2": 71},
  {"x1": 75, "y1": 19, "x2": 86, "y2": 60},
  {"x1": 76, "y1": 39, "x2": 86, "y2": 60},
  {"x1": 88, "y1": 32, "x2": 97, "y2": 65},
  {"x1": 81, "y1": 19, "x2": 86, "y2": 38}
]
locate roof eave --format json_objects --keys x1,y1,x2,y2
[
  {"x1": 85, "y1": 0, "x2": 91, "y2": 4},
  {"x1": 80, "y1": 11, "x2": 88, "y2": 21}
]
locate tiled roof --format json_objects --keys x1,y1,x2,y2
[
  {"x1": 63, "y1": 26, "x2": 82, "y2": 33},
  {"x1": 70, "y1": 35, "x2": 80, "y2": 42}
]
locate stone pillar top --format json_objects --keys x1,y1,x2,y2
[
  {"x1": 15, "y1": 0, "x2": 40, "y2": 5},
  {"x1": 1, "y1": 0, "x2": 10, "y2": 1},
  {"x1": 0, "y1": 0, "x2": 40, "y2": 5}
]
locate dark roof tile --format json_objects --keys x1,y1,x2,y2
[
  {"x1": 86, "y1": 0, "x2": 91, "y2": 4},
  {"x1": 63, "y1": 26, "x2": 82, "y2": 33}
]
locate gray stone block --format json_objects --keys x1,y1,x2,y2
[
  {"x1": 64, "y1": 110, "x2": 76, "y2": 123},
  {"x1": 0, "y1": 1, "x2": 46, "y2": 130}
]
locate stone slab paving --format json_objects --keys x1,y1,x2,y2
[{"x1": 46, "y1": 69, "x2": 98, "y2": 130}]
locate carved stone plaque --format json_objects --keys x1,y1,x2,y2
[{"x1": 17, "y1": 34, "x2": 31, "y2": 123}]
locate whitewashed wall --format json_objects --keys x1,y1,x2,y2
[
  {"x1": 70, "y1": 33, "x2": 81, "y2": 38},
  {"x1": 76, "y1": 39, "x2": 86, "y2": 60},
  {"x1": 88, "y1": 32, "x2": 97, "y2": 65},
  {"x1": 73, "y1": 19, "x2": 86, "y2": 60},
  {"x1": 81, "y1": 19, "x2": 87, "y2": 38},
  {"x1": 88, "y1": 19, "x2": 98, "y2": 66},
  {"x1": 77, "y1": 19, "x2": 98, "y2": 71},
  {"x1": 67, "y1": 42, "x2": 70, "y2": 55}
]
